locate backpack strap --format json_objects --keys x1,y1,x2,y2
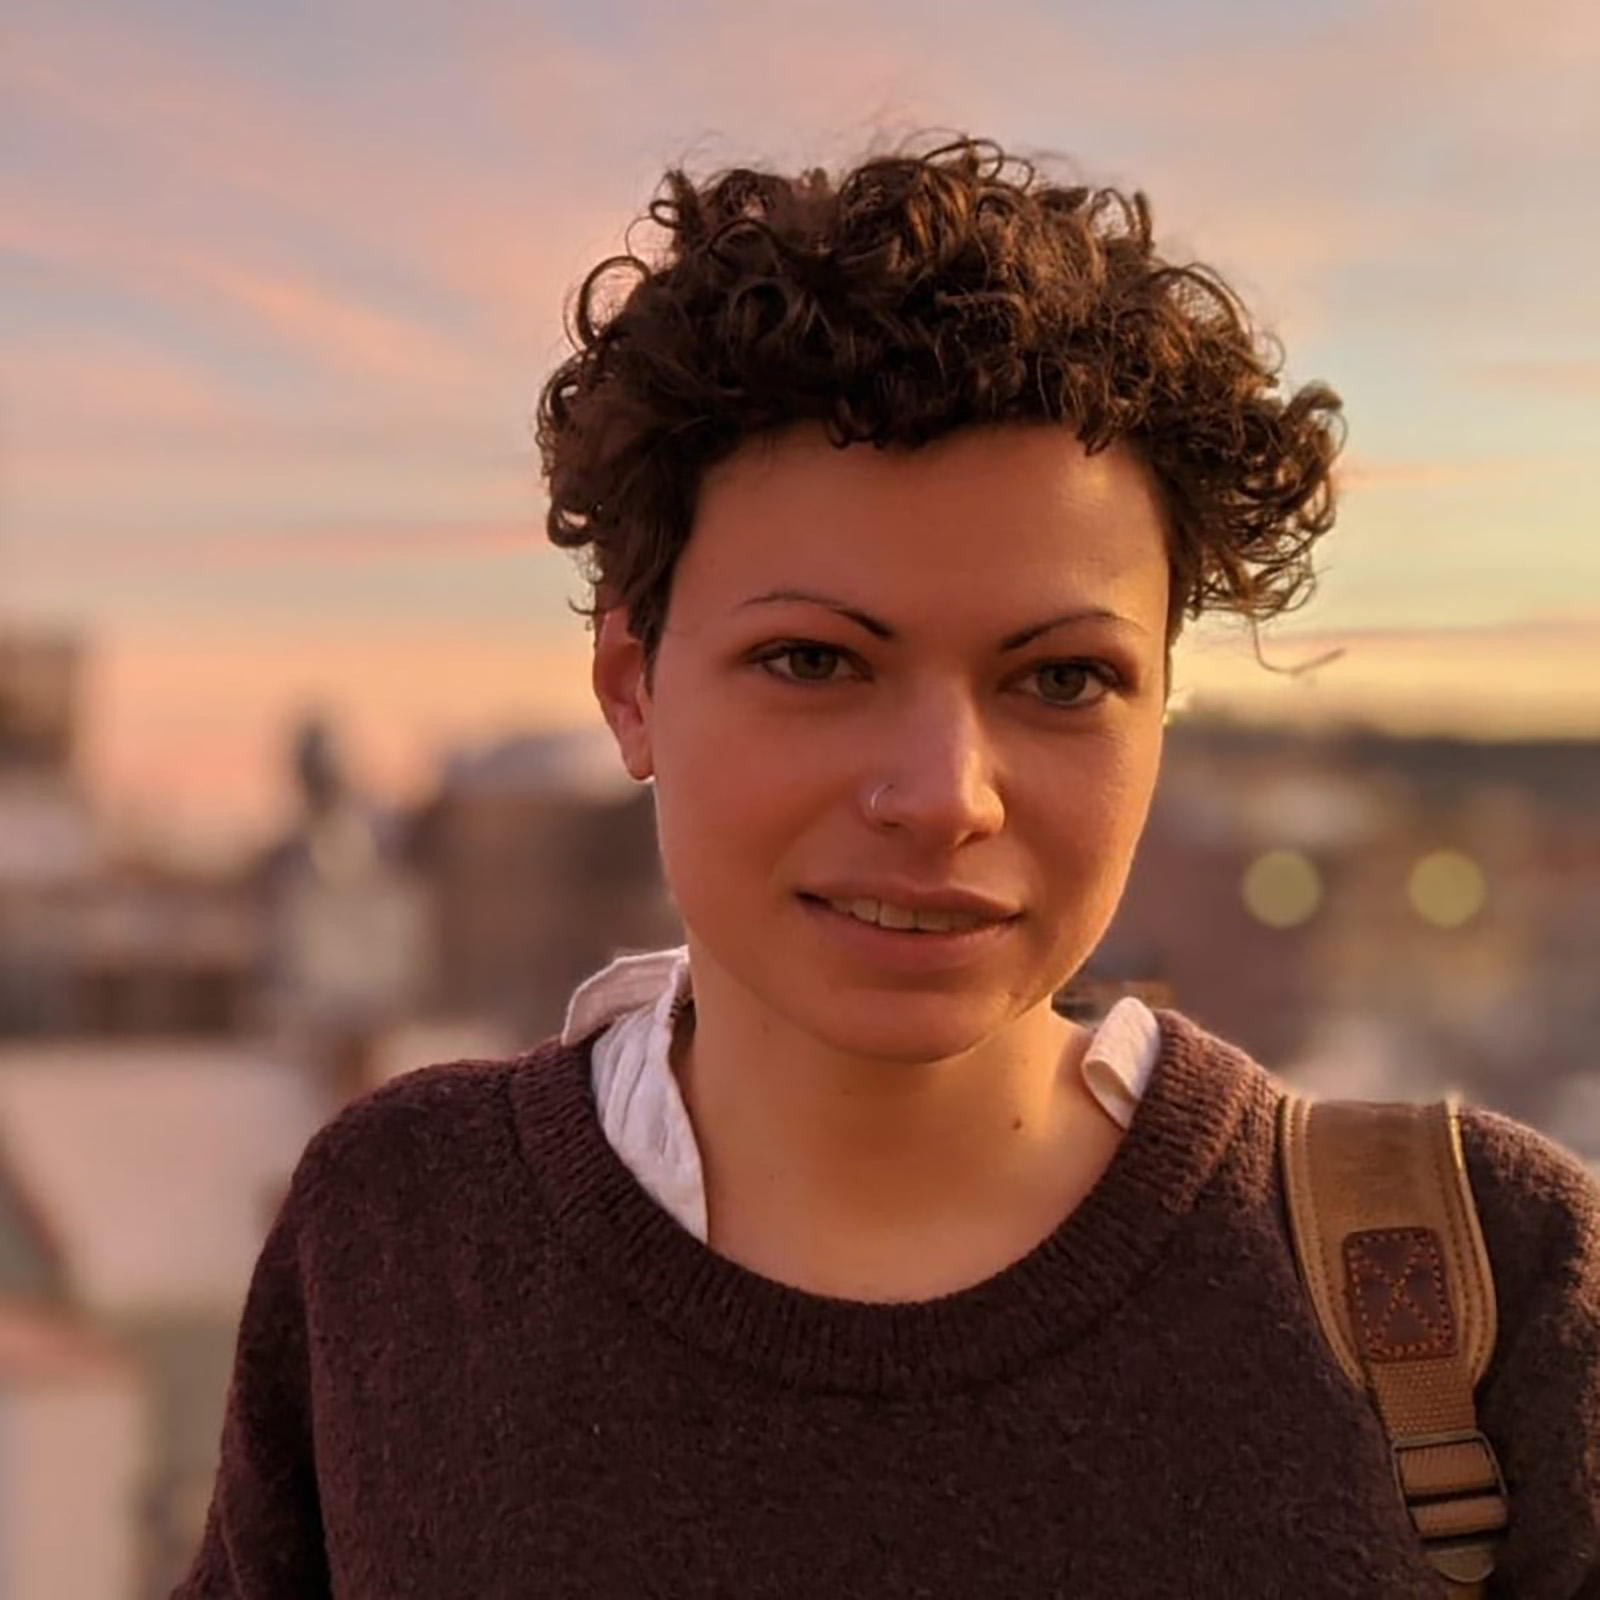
[{"x1": 1278, "y1": 1092, "x2": 1510, "y2": 1595}]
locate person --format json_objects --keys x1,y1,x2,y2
[{"x1": 174, "y1": 136, "x2": 1599, "y2": 1598}]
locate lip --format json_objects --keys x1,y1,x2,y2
[
  {"x1": 797, "y1": 894, "x2": 1018, "y2": 973},
  {"x1": 801, "y1": 883, "x2": 1022, "y2": 921}
]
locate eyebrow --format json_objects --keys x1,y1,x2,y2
[{"x1": 735, "y1": 587, "x2": 1149, "y2": 649}]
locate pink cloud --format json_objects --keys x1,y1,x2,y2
[
  {"x1": 3, "y1": 197, "x2": 482, "y2": 388},
  {"x1": 1476, "y1": 362, "x2": 1600, "y2": 396},
  {"x1": 12, "y1": 0, "x2": 1597, "y2": 396},
  {"x1": 15, "y1": 516, "x2": 542, "y2": 578},
  {"x1": 5, "y1": 342, "x2": 236, "y2": 425},
  {"x1": 1336, "y1": 455, "x2": 1581, "y2": 492},
  {"x1": 3, "y1": 13, "x2": 603, "y2": 326},
  {"x1": 1414, "y1": 0, "x2": 1600, "y2": 74}
]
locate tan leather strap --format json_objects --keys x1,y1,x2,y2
[{"x1": 1279, "y1": 1093, "x2": 1509, "y2": 1596}]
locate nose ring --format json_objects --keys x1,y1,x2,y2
[{"x1": 867, "y1": 782, "x2": 894, "y2": 825}]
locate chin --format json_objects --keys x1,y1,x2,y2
[{"x1": 784, "y1": 990, "x2": 1042, "y2": 1067}]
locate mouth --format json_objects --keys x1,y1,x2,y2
[{"x1": 798, "y1": 893, "x2": 1017, "y2": 936}]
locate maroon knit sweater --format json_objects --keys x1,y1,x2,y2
[{"x1": 175, "y1": 1012, "x2": 1600, "y2": 1598}]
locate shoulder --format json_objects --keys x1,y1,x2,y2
[
  {"x1": 1457, "y1": 1109, "x2": 1600, "y2": 1579},
  {"x1": 1457, "y1": 1106, "x2": 1598, "y2": 1481},
  {"x1": 1457, "y1": 1105, "x2": 1600, "y2": 1314},
  {"x1": 289, "y1": 1036, "x2": 578, "y2": 1220}
]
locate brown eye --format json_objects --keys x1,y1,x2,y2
[
  {"x1": 1029, "y1": 661, "x2": 1113, "y2": 707},
  {"x1": 756, "y1": 644, "x2": 851, "y2": 684}
]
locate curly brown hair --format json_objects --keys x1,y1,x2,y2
[{"x1": 536, "y1": 135, "x2": 1343, "y2": 669}]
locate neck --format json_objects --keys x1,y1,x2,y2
[{"x1": 670, "y1": 950, "x2": 1121, "y2": 1299}]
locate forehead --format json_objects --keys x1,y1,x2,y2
[{"x1": 678, "y1": 423, "x2": 1170, "y2": 619}]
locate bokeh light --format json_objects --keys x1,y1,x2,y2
[
  {"x1": 1408, "y1": 850, "x2": 1487, "y2": 929},
  {"x1": 1241, "y1": 849, "x2": 1323, "y2": 930}
]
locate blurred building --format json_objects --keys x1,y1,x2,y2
[
  {"x1": 407, "y1": 728, "x2": 681, "y2": 1043},
  {"x1": 0, "y1": 629, "x2": 259, "y2": 1042},
  {"x1": 1, "y1": 849, "x2": 262, "y2": 1042},
  {"x1": 0, "y1": 1303, "x2": 142, "y2": 1600},
  {"x1": 0, "y1": 630, "x2": 80, "y2": 774},
  {"x1": 0, "y1": 1054, "x2": 143, "y2": 1600},
  {"x1": 0, "y1": 1037, "x2": 326, "y2": 1599},
  {"x1": 0, "y1": 1144, "x2": 64, "y2": 1304},
  {"x1": 1101, "y1": 719, "x2": 1600, "y2": 1152},
  {"x1": 0, "y1": 630, "x2": 100, "y2": 1034},
  {"x1": 49, "y1": 865, "x2": 260, "y2": 1039},
  {"x1": 254, "y1": 715, "x2": 430, "y2": 1041}
]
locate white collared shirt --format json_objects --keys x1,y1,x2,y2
[{"x1": 562, "y1": 946, "x2": 1163, "y2": 1243}]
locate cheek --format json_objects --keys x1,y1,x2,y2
[
  {"x1": 647, "y1": 708, "x2": 819, "y2": 897},
  {"x1": 1105, "y1": 740, "x2": 1162, "y2": 839},
  {"x1": 1033, "y1": 734, "x2": 1162, "y2": 872}
]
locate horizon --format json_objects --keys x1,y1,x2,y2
[{"x1": 16, "y1": 617, "x2": 1591, "y2": 873}]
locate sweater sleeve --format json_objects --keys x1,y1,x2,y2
[
  {"x1": 1461, "y1": 1109, "x2": 1600, "y2": 1600},
  {"x1": 170, "y1": 1170, "x2": 332, "y2": 1599}
]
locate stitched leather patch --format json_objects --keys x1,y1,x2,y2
[{"x1": 1343, "y1": 1227, "x2": 1457, "y2": 1362}]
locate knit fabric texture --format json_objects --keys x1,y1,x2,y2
[{"x1": 174, "y1": 1011, "x2": 1600, "y2": 1599}]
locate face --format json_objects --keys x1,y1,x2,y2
[{"x1": 593, "y1": 422, "x2": 1171, "y2": 1065}]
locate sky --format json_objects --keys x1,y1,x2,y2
[{"x1": 5, "y1": 0, "x2": 1598, "y2": 851}]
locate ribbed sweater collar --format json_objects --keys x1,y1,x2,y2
[{"x1": 508, "y1": 1010, "x2": 1271, "y2": 1397}]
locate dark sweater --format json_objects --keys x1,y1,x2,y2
[{"x1": 175, "y1": 1012, "x2": 1600, "y2": 1598}]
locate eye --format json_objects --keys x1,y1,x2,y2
[
  {"x1": 1023, "y1": 660, "x2": 1118, "y2": 708},
  {"x1": 751, "y1": 642, "x2": 858, "y2": 685}
]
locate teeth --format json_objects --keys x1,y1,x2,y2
[
  {"x1": 828, "y1": 897, "x2": 988, "y2": 933},
  {"x1": 910, "y1": 908, "x2": 974, "y2": 933},
  {"x1": 867, "y1": 898, "x2": 915, "y2": 930}
]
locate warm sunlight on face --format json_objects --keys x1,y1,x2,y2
[{"x1": 594, "y1": 422, "x2": 1171, "y2": 1065}]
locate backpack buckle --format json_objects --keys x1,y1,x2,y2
[{"x1": 1391, "y1": 1428, "x2": 1508, "y2": 1585}]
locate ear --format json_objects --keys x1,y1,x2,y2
[{"x1": 592, "y1": 610, "x2": 654, "y2": 781}]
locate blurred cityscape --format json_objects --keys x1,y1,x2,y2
[{"x1": 1, "y1": 623, "x2": 1597, "y2": 1598}]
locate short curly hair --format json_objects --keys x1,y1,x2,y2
[{"x1": 536, "y1": 135, "x2": 1343, "y2": 668}]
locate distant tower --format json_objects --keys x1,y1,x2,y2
[
  {"x1": 261, "y1": 713, "x2": 427, "y2": 1052},
  {"x1": 0, "y1": 630, "x2": 82, "y2": 777},
  {"x1": 0, "y1": 630, "x2": 97, "y2": 1032},
  {"x1": 291, "y1": 714, "x2": 346, "y2": 822}
]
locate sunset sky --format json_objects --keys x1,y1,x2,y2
[{"x1": 5, "y1": 0, "x2": 1598, "y2": 852}]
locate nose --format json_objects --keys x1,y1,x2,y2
[{"x1": 866, "y1": 687, "x2": 1005, "y2": 847}]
